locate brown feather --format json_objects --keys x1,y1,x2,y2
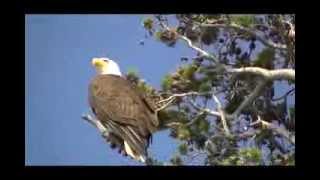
[{"x1": 89, "y1": 74, "x2": 158, "y2": 160}]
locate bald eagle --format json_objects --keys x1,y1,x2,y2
[{"x1": 89, "y1": 57, "x2": 159, "y2": 163}]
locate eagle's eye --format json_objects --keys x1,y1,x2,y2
[{"x1": 103, "y1": 60, "x2": 108, "y2": 62}]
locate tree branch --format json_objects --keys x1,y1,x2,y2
[
  {"x1": 82, "y1": 114, "x2": 110, "y2": 138},
  {"x1": 188, "y1": 99, "x2": 222, "y2": 117},
  {"x1": 157, "y1": 18, "x2": 220, "y2": 63},
  {"x1": 231, "y1": 80, "x2": 268, "y2": 119},
  {"x1": 155, "y1": 92, "x2": 201, "y2": 112},
  {"x1": 228, "y1": 67, "x2": 295, "y2": 81},
  {"x1": 186, "y1": 111, "x2": 205, "y2": 127},
  {"x1": 179, "y1": 35, "x2": 220, "y2": 63},
  {"x1": 271, "y1": 87, "x2": 295, "y2": 101},
  {"x1": 155, "y1": 15, "x2": 294, "y2": 127},
  {"x1": 250, "y1": 116, "x2": 295, "y2": 144},
  {"x1": 197, "y1": 22, "x2": 287, "y2": 50},
  {"x1": 212, "y1": 92, "x2": 231, "y2": 136}
]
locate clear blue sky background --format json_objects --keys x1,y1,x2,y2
[
  {"x1": 25, "y1": 14, "x2": 294, "y2": 166},
  {"x1": 25, "y1": 14, "x2": 197, "y2": 166}
]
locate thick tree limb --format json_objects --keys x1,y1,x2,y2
[
  {"x1": 155, "y1": 15, "x2": 295, "y2": 138},
  {"x1": 228, "y1": 67, "x2": 295, "y2": 81},
  {"x1": 158, "y1": 16, "x2": 295, "y2": 83},
  {"x1": 178, "y1": 30, "x2": 295, "y2": 82}
]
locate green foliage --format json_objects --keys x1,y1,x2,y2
[
  {"x1": 155, "y1": 29, "x2": 178, "y2": 47},
  {"x1": 198, "y1": 82, "x2": 211, "y2": 93},
  {"x1": 126, "y1": 68, "x2": 140, "y2": 87},
  {"x1": 255, "y1": 129, "x2": 273, "y2": 145},
  {"x1": 137, "y1": 80, "x2": 153, "y2": 94},
  {"x1": 190, "y1": 14, "x2": 207, "y2": 23},
  {"x1": 221, "y1": 148, "x2": 262, "y2": 165},
  {"x1": 239, "y1": 148, "x2": 262, "y2": 164},
  {"x1": 289, "y1": 106, "x2": 295, "y2": 120},
  {"x1": 286, "y1": 153, "x2": 295, "y2": 165},
  {"x1": 126, "y1": 68, "x2": 138, "y2": 78},
  {"x1": 181, "y1": 64, "x2": 197, "y2": 80},
  {"x1": 230, "y1": 15, "x2": 255, "y2": 27},
  {"x1": 170, "y1": 155, "x2": 183, "y2": 165},
  {"x1": 287, "y1": 106, "x2": 295, "y2": 130},
  {"x1": 169, "y1": 110, "x2": 189, "y2": 123},
  {"x1": 146, "y1": 158, "x2": 164, "y2": 165},
  {"x1": 253, "y1": 48, "x2": 275, "y2": 68},
  {"x1": 225, "y1": 95, "x2": 244, "y2": 113},
  {"x1": 155, "y1": 31, "x2": 163, "y2": 40},
  {"x1": 178, "y1": 143, "x2": 188, "y2": 155},
  {"x1": 220, "y1": 155, "x2": 237, "y2": 165},
  {"x1": 127, "y1": 67, "x2": 139, "y2": 76},
  {"x1": 141, "y1": 14, "x2": 294, "y2": 166},
  {"x1": 159, "y1": 109, "x2": 190, "y2": 130},
  {"x1": 204, "y1": 14, "x2": 221, "y2": 20},
  {"x1": 177, "y1": 125, "x2": 192, "y2": 140},
  {"x1": 197, "y1": 117, "x2": 210, "y2": 133},
  {"x1": 143, "y1": 18, "x2": 154, "y2": 30},
  {"x1": 126, "y1": 68, "x2": 158, "y2": 97},
  {"x1": 161, "y1": 74, "x2": 173, "y2": 91},
  {"x1": 200, "y1": 27, "x2": 218, "y2": 45},
  {"x1": 271, "y1": 151, "x2": 295, "y2": 165}
]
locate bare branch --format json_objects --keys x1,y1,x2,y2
[
  {"x1": 188, "y1": 99, "x2": 221, "y2": 117},
  {"x1": 179, "y1": 35, "x2": 220, "y2": 63},
  {"x1": 250, "y1": 116, "x2": 295, "y2": 144},
  {"x1": 155, "y1": 98, "x2": 176, "y2": 112},
  {"x1": 154, "y1": 16, "x2": 294, "y2": 132},
  {"x1": 165, "y1": 122, "x2": 183, "y2": 128},
  {"x1": 212, "y1": 93, "x2": 231, "y2": 136},
  {"x1": 157, "y1": 18, "x2": 220, "y2": 63},
  {"x1": 155, "y1": 92, "x2": 200, "y2": 112},
  {"x1": 156, "y1": 92, "x2": 198, "y2": 105},
  {"x1": 156, "y1": 16, "x2": 294, "y2": 83},
  {"x1": 186, "y1": 111, "x2": 205, "y2": 127},
  {"x1": 272, "y1": 88, "x2": 295, "y2": 101},
  {"x1": 236, "y1": 129, "x2": 262, "y2": 140}
]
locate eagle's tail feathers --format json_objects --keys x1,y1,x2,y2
[{"x1": 124, "y1": 141, "x2": 146, "y2": 163}]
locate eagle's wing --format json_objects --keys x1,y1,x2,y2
[{"x1": 89, "y1": 75, "x2": 158, "y2": 161}]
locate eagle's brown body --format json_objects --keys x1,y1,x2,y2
[{"x1": 88, "y1": 74, "x2": 158, "y2": 161}]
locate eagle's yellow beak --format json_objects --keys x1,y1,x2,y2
[{"x1": 92, "y1": 58, "x2": 108, "y2": 69}]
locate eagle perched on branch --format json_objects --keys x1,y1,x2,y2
[{"x1": 88, "y1": 57, "x2": 159, "y2": 163}]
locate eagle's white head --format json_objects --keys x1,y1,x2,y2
[{"x1": 91, "y1": 57, "x2": 122, "y2": 76}]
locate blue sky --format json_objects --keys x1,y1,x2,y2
[
  {"x1": 25, "y1": 15, "x2": 197, "y2": 165},
  {"x1": 25, "y1": 15, "x2": 294, "y2": 166}
]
